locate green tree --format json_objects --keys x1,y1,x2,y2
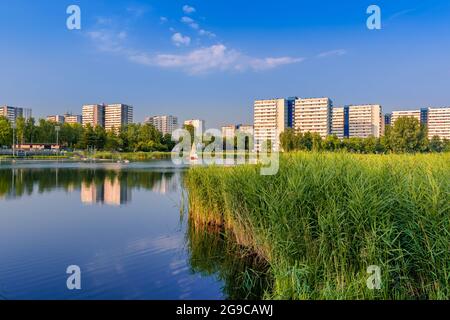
[
  {"x1": 0, "y1": 116, "x2": 12, "y2": 147},
  {"x1": 389, "y1": 117, "x2": 428, "y2": 153},
  {"x1": 280, "y1": 128, "x2": 296, "y2": 152},
  {"x1": 429, "y1": 136, "x2": 444, "y2": 153}
]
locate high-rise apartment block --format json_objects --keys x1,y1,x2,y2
[
  {"x1": 294, "y1": 98, "x2": 332, "y2": 138},
  {"x1": 427, "y1": 107, "x2": 450, "y2": 140},
  {"x1": 64, "y1": 114, "x2": 82, "y2": 124},
  {"x1": 82, "y1": 104, "x2": 105, "y2": 128},
  {"x1": 82, "y1": 104, "x2": 133, "y2": 131},
  {"x1": 0, "y1": 106, "x2": 32, "y2": 125},
  {"x1": 105, "y1": 104, "x2": 133, "y2": 132},
  {"x1": 331, "y1": 107, "x2": 345, "y2": 139},
  {"x1": 253, "y1": 98, "x2": 289, "y2": 152},
  {"x1": 145, "y1": 115, "x2": 178, "y2": 135},
  {"x1": 346, "y1": 105, "x2": 384, "y2": 138},
  {"x1": 47, "y1": 115, "x2": 65, "y2": 123}
]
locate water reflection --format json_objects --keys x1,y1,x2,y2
[
  {"x1": 187, "y1": 222, "x2": 272, "y2": 300},
  {"x1": 0, "y1": 163, "x2": 267, "y2": 300},
  {"x1": 0, "y1": 168, "x2": 179, "y2": 204}
]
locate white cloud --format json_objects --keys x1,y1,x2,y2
[
  {"x1": 317, "y1": 49, "x2": 347, "y2": 58},
  {"x1": 182, "y1": 5, "x2": 196, "y2": 14},
  {"x1": 171, "y1": 32, "x2": 191, "y2": 47},
  {"x1": 181, "y1": 16, "x2": 199, "y2": 29},
  {"x1": 199, "y1": 29, "x2": 216, "y2": 38},
  {"x1": 160, "y1": 16, "x2": 168, "y2": 23},
  {"x1": 153, "y1": 44, "x2": 303, "y2": 74},
  {"x1": 86, "y1": 30, "x2": 303, "y2": 75}
]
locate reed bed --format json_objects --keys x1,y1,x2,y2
[{"x1": 185, "y1": 152, "x2": 450, "y2": 299}]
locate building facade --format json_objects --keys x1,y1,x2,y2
[
  {"x1": 391, "y1": 110, "x2": 422, "y2": 126},
  {"x1": 145, "y1": 115, "x2": 178, "y2": 135},
  {"x1": 346, "y1": 104, "x2": 383, "y2": 138},
  {"x1": 64, "y1": 114, "x2": 82, "y2": 124},
  {"x1": 427, "y1": 107, "x2": 450, "y2": 140},
  {"x1": 294, "y1": 98, "x2": 332, "y2": 138},
  {"x1": 254, "y1": 98, "x2": 289, "y2": 152},
  {"x1": 47, "y1": 115, "x2": 65, "y2": 123},
  {"x1": 331, "y1": 107, "x2": 345, "y2": 139},
  {"x1": 104, "y1": 104, "x2": 133, "y2": 132},
  {"x1": 0, "y1": 106, "x2": 32, "y2": 125},
  {"x1": 82, "y1": 104, "x2": 105, "y2": 128},
  {"x1": 184, "y1": 119, "x2": 205, "y2": 138}
]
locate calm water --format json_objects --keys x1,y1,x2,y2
[{"x1": 0, "y1": 160, "x2": 252, "y2": 300}]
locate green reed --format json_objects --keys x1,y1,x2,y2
[{"x1": 185, "y1": 152, "x2": 450, "y2": 299}]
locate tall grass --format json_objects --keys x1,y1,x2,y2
[{"x1": 185, "y1": 152, "x2": 450, "y2": 299}]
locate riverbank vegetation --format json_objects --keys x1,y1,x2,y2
[
  {"x1": 0, "y1": 116, "x2": 175, "y2": 152},
  {"x1": 185, "y1": 152, "x2": 450, "y2": 299}
]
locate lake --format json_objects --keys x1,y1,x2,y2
[{"x1": 0, "y1": 160, "x2": 255, "y2": 300}]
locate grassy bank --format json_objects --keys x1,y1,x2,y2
[
  {"x1": 185, "y1": 152, "x2": 450, "y2": 299},
  {"x1": 89, "y1": 151, "x2": 171, "y2": 161}
]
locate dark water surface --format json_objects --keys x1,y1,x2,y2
[{"x1": 0, "y1": 160, "x2": 231, "y2": 300}]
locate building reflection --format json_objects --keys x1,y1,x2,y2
[
  {"x1": 0, "y1": 168, "x2": 180, "y2": 206},
  {"x1": 81, "y1": 176, "x2": 131, "y2": 206}
]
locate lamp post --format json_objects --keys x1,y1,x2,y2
[
  {"x1": 55, "y1": 126, "x2": 60, "y2": 158},
  {"x1": 12, "y1": 122, "x2": 16, "y2": 159}
]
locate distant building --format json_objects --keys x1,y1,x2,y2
[
  {"x1": 384, "y1": 113, "x2": 392, "y2": 126},
  {"x1": 346, "y1": 105, "x2": 384, "y2": 138},
  {"x1": 145, "y1": 115, "x2": 178, "y2": 135},
  {"x1": 82, "y1": 104, "x2": 105, "y2": 128},
  {"x1": 294, "y1": 98, "x2": 332, "y2": 138},
  {"x1": 331, "y1": 107, "x2": 345, "y2": 139},
  {"x1": 427, "y1": 107, "x2": 450, "y2": 139},
  {"x1": 254, "y1": 98, "x2": 290, "y2": 152},
  {"x1": 105, "y1": 104, "x2": 133, "y2": 132},
  {"x1": 184, "y1": 119, "x2": 205, "y2": 138},
  {"x1": 221, "y1": 125, "x2": 236, "y2": 139},
  {"x1": 236, "y1": 124, "x2": 254, "y2": 136},
  {"x1": 0, "y1": 106, "x2": 32, "y2": 125},
  {"x1": 391, "y1": 110, "x2": 422, "y2": 126},
  {"x1": 64, "y1": 114, "x2": 82, "y2": 124},
  {"x1": 47, "y1": 115, "x2": 65, "y2": 123}
]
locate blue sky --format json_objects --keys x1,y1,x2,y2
[{"x1": 1, "y1": 0, "x2": 450, "y2": 127}]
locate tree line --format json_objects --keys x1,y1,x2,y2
[
  {"x1": 280, "y1": 117, "x2": 450, "y2": 153},
  {"x1": 0, "y1": 117, "x2": 175, "y2": 152}
]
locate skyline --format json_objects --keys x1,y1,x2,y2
[{"x1": 2, "y1": 0, "x2": 450, "y2": 127}]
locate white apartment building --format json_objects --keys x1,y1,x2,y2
[
  {"x1": 105, "y1": 104, "x2": 133, "y2": 132},
  {"x1": 64, "y1": 114, "x2": 82, "y2": 124},
  {"x1": 221, "y1": 125, "x2": 236, "y2": 139},
  {"x1": 391, "y1": 110, "x2": 421, "y2": 126},
  {"x1": 47, "y1": 115, "x2": 65, "y2": 123},
  {"x1": 145, "y1": 115, "x2": 178, "y2": 135},
  {"x1": 237, "y1": 124, "x2": 254, "y2": 136},
  {"x1": 331, "y1": 107, "x2": 345, "y2": 139},
  {"x1": 347, "y1": 105, "x2": 383, "y2": 138},
  {"x1": 184, "y1": 119, "x2": 205, "y2": 138},
  {"x1": 294, "y1": 98, "x2": 332, "y2": 138},
  {"x1": 82, "y1": 104, "x2": 105, "y2": 127},
  {"x1": 427, "y1": 107, "x2": 450, "y2": 140},
  {"x1": 254, "y1": 99, "x2": 288, "y2": 152},
  {"x1": 0, "y1": 106, "x2": 32, "y2": 125}
]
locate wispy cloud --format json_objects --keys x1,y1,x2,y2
[
  {"x1": 86, "y1": 5, "x2": 303, "y2": 75},
  {"x1": 171, "y1": 33, "x2": 191, "y2": 47},
  {"x1": 182, "y1": 5, "x2": 196, "y2": 14},
  {"x1": 181, "y1": 16, "x2": 199, "y2": 30},
  {"x1": 126, "y1": 6, "x2": 149, "y2": 18},
  {"x1": 388, "y1": 8, "x2": 416, "y2": 21},
  {"x1": 136, "y1": 44, "x2": 303, "y2": 74},
  {"x1": 317, "y1": 49, "x2": 347, "y2": 58},
  {"x1": 87, "y1": 30, "x2": 303, "y2": 75}
]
